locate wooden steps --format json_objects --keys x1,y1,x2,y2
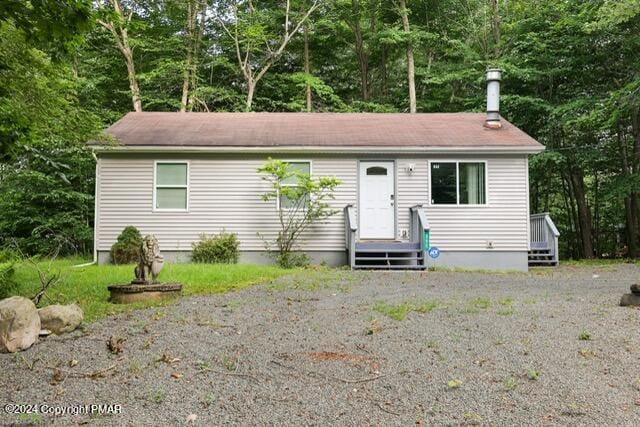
[
  {"x1": 528, "y1": 248, "x2": 558, "y2": 266},
  {"x1": 353, "y1": 241, "x2": 426, "y2": 270}
]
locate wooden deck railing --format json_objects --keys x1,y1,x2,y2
[
  {"x1": 410, "y1": 205, "x2": 430, "y2": 268},
  {"x1": 530, "y1": 213, "x2": 560, "y2": 265},
  {"x1": 344, "y1": 204, "x2": 357, "y2": 268}
]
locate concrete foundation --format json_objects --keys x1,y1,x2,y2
[
  {"x1": 425, "y1": 251, "x2": 529, "y2": 272},
  {"x1": 98, "y1": 250, "x2": 527, "y2": 271}
]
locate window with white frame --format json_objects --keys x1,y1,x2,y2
[
  {"x1": 430, "y1": 161, "x2": 486, "y2": 205},
  {"x1": 155, "y1": 162, "x2": 188, "y2": 210},
  {"x1": 279, "y1": 161, "x2": 311, "y2": 210}
]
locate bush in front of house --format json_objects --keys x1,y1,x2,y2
[
  {"x1": 257, "y1": 159, "x2": 341, "y2": 269},
  {"x1": 0, "y1": 262, "x2": 16, "y2": 299},
  {"x1": 191, "y1": 231, "x2": 240, "y2": 264},
  {"x1": 276, "y1": 252, "x2": 310, "y2": 268},
  {"x1": 110, "y1": 226, "x2": 143, "y2": 264}
]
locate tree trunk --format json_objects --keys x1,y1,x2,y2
[
  {"x1": 352, "y1": 0, "x2": 369, "y2": 101},
  {"x1": 98, "y1": 0, "x2": 142, "y2": 112},
  {"x1": 625, "y1": 196, "x2": 639, "y2": 258},
  {"x1": 398, "y1": 0, "x2": 416, "y2": 113},
  {"x1": 124, "y1": 52, "x2": 142, "y2": 112},
  {"x1": 569, "y1": 168, "x2": 594, "y2": 258},
  {"x1": 491, "y1": 0, "x2": 501, "y2": 59},
  {"x1": 304, "y1": 21, "x2": 312, "y2": 112},
  {"x1": 380, "y1": 45, "x2": 388, "y2": 98},
  {"x1": 180, "y1": 0, "x2": 195, "y2": 112},
  {"x1": 560, "y1": 172, "x2": 578, "y2": 259},
  {"x1": 181, "y1": 0, "x2": 206, "y2": 112},
  {"x1": 632, "y1": 111, "x2": 640, "y2": 254},
  {"x1": 621, "y1": 124, "x2": 639, "y2": 258},
  {"x1": 246, "y1": 80, "x2": 255, "y2": 112},
  {"x1": 593, "y1": 170, "x2": 600, "y2": 257}
]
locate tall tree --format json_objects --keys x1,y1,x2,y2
[
  {"x1": 303, "y1": 21, "x2": 312, "y2": 112},
  {"x1": 218, "y1": 0, "x2": 320, "y2": 111},
  {"x1": 96, "y1": 0, "x2": 143, "y2": 112},
  {"x1": 398, "y1": 0, "x2": 416, "y2": 112},
  {"x1": 180, "y1": 0, "x2": 207, "y2": 112}
]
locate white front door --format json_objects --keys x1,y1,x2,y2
[{"x1": 359, "y1": 161, "x2": 395, "y2": 239}]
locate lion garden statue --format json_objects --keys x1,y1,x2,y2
[{"x1": 134, "y1": 235, "x2": 164, "y2": 284}]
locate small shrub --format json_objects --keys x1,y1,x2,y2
[
  {"x1": 498, "y1": 298, "x2": 513, "y2": 306},
  {"x1": 110, "y1": 226, "x2": 143, "y2": 264},
  {"x1": 374, "y1": 300, "x2": 438, "y2": 321},
  {"x1": 191, "y1": 231, "x2": 239, "y2": 264},
  {"x1": 526, "y1": 369, "x2": 541, "y2": 380},
  {"x1": 578, "y1": 330, "x2": 592, "y2": 341},
  {"x1": 503, "y1": 376, "x2": 518, "y2": 391},
  {"x1": 0, "y1": 262, "x2": 16, "y2": 299},
  {"x1": 276, "y1": 252, "x2": 310, "y2": 268},
  {"x1": 447, "y1": 379, "x2": 463, "y2": 389},
  {"x1": 578, "y1": 348, "x2": 596, "y2": 358},
  {"x1": 472, "y1": 297, "x2": 491, "y2": 309}
]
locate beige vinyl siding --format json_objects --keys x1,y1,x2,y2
[
  {"x1": 97, "y1": 154, "x2": 529, "y2": 254},
  {"x1": 97, "y1": 155, "x2": 356, "y2": 252},
  {"x1": 397, "y1": 156, "x2": 529, "y2": 251}
]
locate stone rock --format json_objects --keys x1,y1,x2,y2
[
  {"x1": 630, "y1": 284, "x2": 640, "y2": 295},
  {"x1": 620, "y1": 293, "x2": 640, "y2": 307},
  {"x1": 37, "y1": 304, "x2": 83, "y2": 334},
  {"x1": 0, "y1": 296, "x2": 40, "y2": 353}
]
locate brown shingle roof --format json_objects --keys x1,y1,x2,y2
[{"x1": 101, "y1": 112, "x2": 543, "y2": 151}]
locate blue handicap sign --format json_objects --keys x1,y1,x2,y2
[{"x1": 428, "y1": 247, "x2": 440, "y2": 259}]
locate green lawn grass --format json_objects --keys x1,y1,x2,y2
[{"x1": 11, "y1": 259, "x2": 295, "y2": 322}]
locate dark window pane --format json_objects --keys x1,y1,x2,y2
[
  {"x1": 459, "y1": 163, "x2": 486, "y2": 204},
  {"x1": 431, "y1": 162, "x2": 457, "y2": 204},
  {"x1": 366, "y1": 166, "x2": 387, "y2": 175}
]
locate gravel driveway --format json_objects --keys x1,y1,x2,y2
[{"x1": 2, "y1": 264, "x2": 639, "y2": 426}]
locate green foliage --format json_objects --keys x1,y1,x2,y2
[
  {"x1": 0, "y1": 262, "x2": 16, "y2": 299},
  {"x1": 447, "y1": 379, "x2": 463, "y2": 389},
  {"x1": 579, "y1": 330, "x2": 592, "y2": 341},
  {"x1": 374, "y1": 300, "x2": 438, "y2": 321},
  {"x1": 258, "y1": 159, "x2": 341, "y2": 267},
  {"x1": 0, "y1": 22, "x2": 100, "y2": 256},
  {"x1": 191, "y1": 232, "x2": 240, "y2": 264},
  {"x1": 0, "y1": 249, "x2": 18, "y2": 263},
  {"x1": 527, "y1": 369, "x2": 541, "y2": 381},
  {"x1": 0, "y1": 0, "x2": 92, "y2": 54},
  {"x1": 10, "y1": 258, "x2": 293, "y2": 321},
  {"x1": 110, "y1": 226, "x2": 143, "y2": 265},
  {"x1": 276, "y1": 252, "x2": 311, "y2": 269},
  {"x1": 0, "y1": 0, "x2": 638, "y2": 262}
]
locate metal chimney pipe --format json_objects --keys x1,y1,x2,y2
[{"x1": 485, "y1": 68, "x2": 502, "y2": 129}]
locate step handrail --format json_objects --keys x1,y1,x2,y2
[
  {"x1": 344, "y1": 204, "x2": 357, "y2": 268},
  {"x1": 410, "y1": 205, "x2": 430, "y2": 268},
  {"x1": 530, "y1": 212, "x2": 560, "y2": 265}
]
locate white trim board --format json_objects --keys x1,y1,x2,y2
[{"x1": 92, "y1": 145, "x2": 545, "y2": 155}]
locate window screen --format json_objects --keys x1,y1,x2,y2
[
  {"x1": 280, "y1": 162, "x2": 311, "y2": 209},
  {"x1": 459, "y1": 163, "x2": 486, "y2": 204},
  {"x1": 155, "y1": 163, "x2": 188, "y2": 210}
]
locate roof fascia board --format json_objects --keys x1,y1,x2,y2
[{"x1": 90, "y1": 145, "x2": 545, "y2": 155}]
